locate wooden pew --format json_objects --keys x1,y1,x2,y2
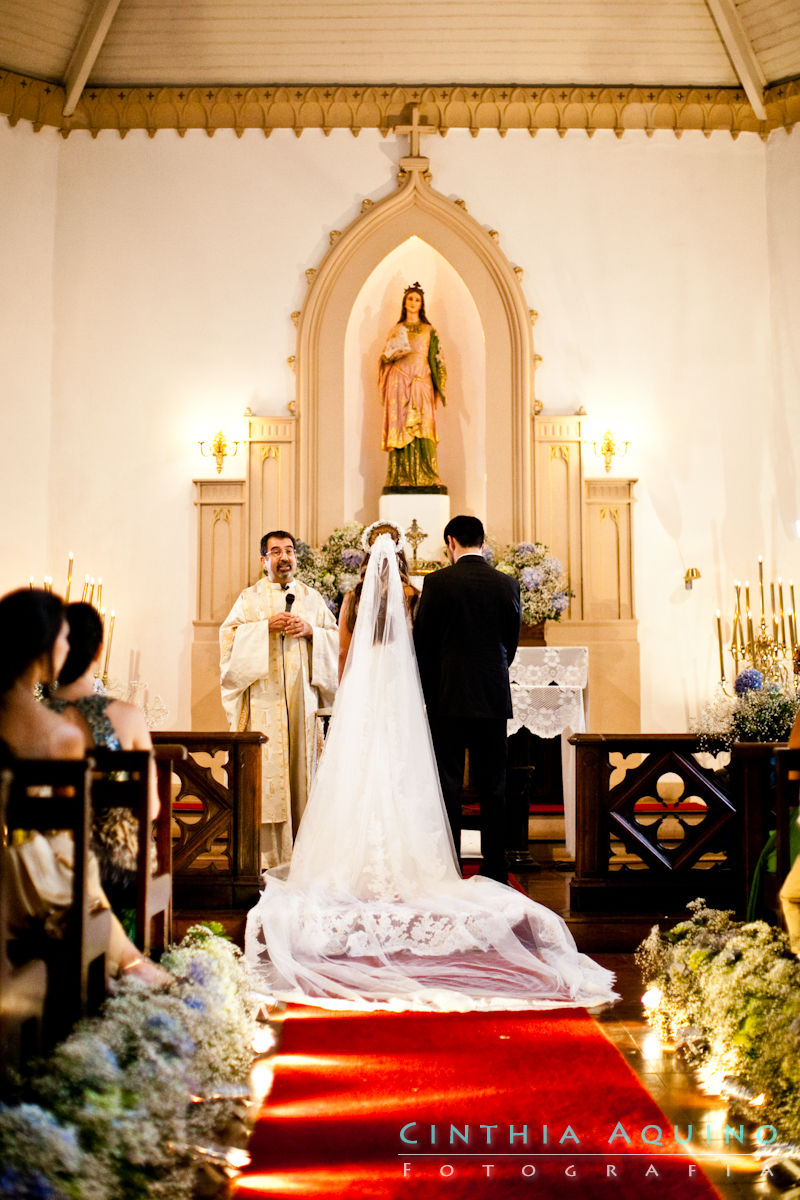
[
  {"x1": 0, "y1": 768, "x2": 48, "y2": 1075},
  {"x1": 88, "y1": 748, "x2": 174, "y2": 958},
  {"x1": 3, "y1": 758, "x2": 110, "y2": 1045}
]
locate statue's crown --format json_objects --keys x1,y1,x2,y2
[{"x1": 403, "y1": 281, "x2": 424, "y2": 296}]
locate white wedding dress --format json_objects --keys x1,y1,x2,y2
[{"x1": 245, "y1": 534, "x2": 617, "y2": 1011}]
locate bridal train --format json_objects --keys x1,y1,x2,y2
[{"x1": 245, "y1": 534, "x2": 617, "y2": 1012}]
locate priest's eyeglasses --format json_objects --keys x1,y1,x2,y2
[{"x1": 264, "y1": 547, "x2": 296, "y2": 558}]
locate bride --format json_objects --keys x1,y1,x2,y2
[{"x1": 245, "y1": 529, "x2": 617, "y2": 1011}]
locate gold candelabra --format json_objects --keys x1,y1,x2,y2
[
  {"x1": 29, "y1": 554, "x2": 116, "y2": 686},
  {"x1": 717, "y1": 558, "x2": 797, "y2": 687}
]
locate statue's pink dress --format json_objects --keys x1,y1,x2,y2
[{"x1": 379, "y1": 322, "x2": 446, "y2": 488}]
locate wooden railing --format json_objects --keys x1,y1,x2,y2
[
  {"x1": 151, "y1": 732, "x2": 265, "y2": 912},
  {"x1": 570, "y1": 734, "x2": 781, "y2": 915}
]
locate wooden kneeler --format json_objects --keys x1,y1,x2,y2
[
  {"x1": 3, "y1": 758, "x2": 110, "y2": 1046},
  {"x1": 89, "y1": 748, "x2": 173, "y2": 957}
]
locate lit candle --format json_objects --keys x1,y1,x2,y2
[
  {"x1": 88, "y1": 577, "x2": 95, "y2": 606},
  {"x1": 759, "y1": 557, "x2": 765, "y2": 619},
  {"x1": 65, "y1": 552, "x2": 74, "y2": 602},
  {"x1": 102, "y1": 611, "x2": 115, "y2": 684},
  {"x1": 716, "y1": 610, "x2": 725, "y2": 682},
  {"x1": 43, "y1": 576, "x2": 52, "y2": 593},
  {"x1": 792, "y1": 581, "x2": 797, "y2": 639},
  {"x1": 747, "y1": 607, "x2": 754, "y2": 655},
  {"x1": 81, "y1": 574, "x2": 90, "y2": 602},
  {"x1": 779, "y1": 579, "x2": 787, "y2": 647},
  {"x1": 28, "y1": 576, "x2": 34, "y2": 589},
  {"x1": 733, "y1": 580, "x2": 745, "y2": 654},
  {"x1": 96, "y1": 578, "x2": 103, "y2": 612}
]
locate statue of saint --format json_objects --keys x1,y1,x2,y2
[{"x1": 379, "y1": 282, "x2": 447, "y2": 492}]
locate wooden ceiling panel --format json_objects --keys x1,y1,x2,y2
[
  {"x1": 0, "y1": 0, "x2": 797, "y2": 97},
  {"x1": 0, "y1": 0, "x2": 92, "y2": 80},
  {"x1": 739, "y1": 0, "x2": 800, "y2": 80},
  {"x1": 86, "y1": 0, "x2": 739, "y2": 86}
]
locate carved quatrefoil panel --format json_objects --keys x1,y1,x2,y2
[{"x1": 608, "y1": 750, "x2": 734, "y2": 871}]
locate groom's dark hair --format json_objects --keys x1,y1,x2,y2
[{"x1": 444, "y1": 515, "x2": 484, "y2": 549}]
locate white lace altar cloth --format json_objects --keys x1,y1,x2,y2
[{"x1": 507, "y1": 647, "x2": 588, "y2": 858}]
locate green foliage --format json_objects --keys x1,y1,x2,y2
[{"x1": 637, "y1": 899, "x2": 800, "y2": 1137}]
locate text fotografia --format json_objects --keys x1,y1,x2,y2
[
  {"x1": 401, "y1": 1162, "x2": 736, "y2": 1180},
  {"x1": 398, "y1": 1121, "x2": 779, "y2": 1149}
]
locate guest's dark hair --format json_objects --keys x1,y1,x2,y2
[
  {"x1": 58, "y1": 602, "x2": 104, "y2": 687},
  {"x1": 260, "y1": 530, "x2": 296, "y2": 556},
  {"x1": 444, "y1": 515, "x2": 485, "y2": 549},
  {"x1": 0, "y1": 588, "x2": 65, "y2": 696}
]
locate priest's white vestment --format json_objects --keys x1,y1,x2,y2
[{"x1": 219, "y1": 578, "x2": 338, "y2": 867}]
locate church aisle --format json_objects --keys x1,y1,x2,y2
[
  {"x1": 231, "y1": 879, "x2": 782, "y2": 1200},
  {"x1": 235, "y1": 1000, "x2": 725, "y2": 1199}
]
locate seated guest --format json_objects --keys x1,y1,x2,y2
[
  {"x1": 42, "y1": 602, "x2": 158, "y2": 924},
  {"x1": 0, "y1": 588, "x2": 167, "y2": 985}
]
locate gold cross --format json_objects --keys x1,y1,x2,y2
[
  {"x1": 405, "y1": 518, "x2": 427, "y2": 568},
  {"x1": 392, "y1": 106, "x2": 437, "y2": 157}
]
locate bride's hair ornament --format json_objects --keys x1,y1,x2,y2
[{"x1": 361, "y1": 519, "x2": 405, "y2": 554}]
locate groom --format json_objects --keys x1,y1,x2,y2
[{"x1": 413, "y1": 515, "x2": 521, "y2": 882}]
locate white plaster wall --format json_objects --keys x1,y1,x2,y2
[
  {"x1": 1, "y1": 122, "x2": 797, "y2": 732},
  {"x1": 0, "y1": 121, "x2": 59, "y2": 587},
  {"x1": 765, "y1": 125, "x2": 800, "y2": 557}
]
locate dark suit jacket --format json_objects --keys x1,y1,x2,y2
[{"x1": 413, "y1": 554, "x2": 521, "y2": 719}]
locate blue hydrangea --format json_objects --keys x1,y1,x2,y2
[
  {"x1": 340, "y1": 548, "x2": 364, "y2": 570},
  {"x1": 0, "y1": 1166, "x2": 62, "y2": 1199},
  {"x1": 551, "y1": 593, "x2": 569, "y2": 612},
  {"x1": 521, "y1": 566, "x2": 544, "y2": 589},
  {"x1": 734, "y1": 668, "x2": 763, "y2": 695}
]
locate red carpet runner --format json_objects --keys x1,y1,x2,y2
[{"x1": 233, "y1": 1007, "x2": 722, "y2": 1199}]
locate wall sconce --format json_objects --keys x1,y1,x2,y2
[
  {"x1": 684, "y1": 567, "x2": 701, "y2": 590},
  {"x1": 198, "y1": 430, "x2": 240, "y2": 474},
  {"x1": 592, "y1": 430, "x2": 630, "y2": 473}
]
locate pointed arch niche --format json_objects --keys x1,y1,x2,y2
[{"x1": 296, "y1": 172, "x2": 534, "y2": 544}]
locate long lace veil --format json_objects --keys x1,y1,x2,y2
[
  {"x1": 245, "y1": 532, "x2": 617, "y2": 1011},
  {"x1": 287, "y1": 531, "x2": 459, "y2": 894}
]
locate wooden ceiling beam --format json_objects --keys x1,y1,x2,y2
[
  {"x1": 705, "y1": 0, "x2": 767, "y2": 120},
  {"x1": 62, "y1": 0, "x2": 123, "y2": 117}
]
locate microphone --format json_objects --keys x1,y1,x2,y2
[{"x1": 284, "y1": 591, "x2": 295, "y2": 613}]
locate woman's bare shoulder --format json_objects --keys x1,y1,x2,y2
[{"x1": 106, "y1": 699, "x2": 153, "y2": 749}]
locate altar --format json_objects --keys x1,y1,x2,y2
[{"x1": 508, "y1": 646, "x2": 588, "y2": 860}]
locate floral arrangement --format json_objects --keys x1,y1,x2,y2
[
  {"x1": 0, "y1": 924, "x2": 258, "y2": 1199},
  {"x1": 491, "y1": 541, "x2": 571, "y2": 625},
  {"x1": 692, "y1": 672, "x2": 800, "y2": 750},
  {"x1": 295, "y1": 522, "x2": 366, "y2": 614},
  {"x1": 636, "y1": 900, "x2": 800, "y2": 1139}
]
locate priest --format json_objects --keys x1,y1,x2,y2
[{"x1": 220, "y1": 530, "x2": 339, "y2": 868}]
